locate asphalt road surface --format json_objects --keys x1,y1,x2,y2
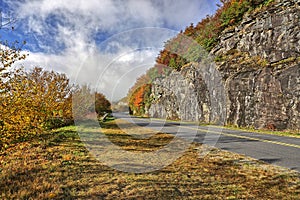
[{"x1": 113, "y1": 112, "x2": 300, "y2": 172}]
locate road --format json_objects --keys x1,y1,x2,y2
[{"x1": 113, "y1": 112, "x2": 300, "y2": 172}]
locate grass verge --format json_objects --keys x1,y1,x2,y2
[
  {"x1": 0, "y1": 119, "x2": 299, "y2": 199},
  {"x1": 135, "y1": 116, "x2": 300, "y2": 138},
  {"x1": 220, "y1": 125, "x2": 300, "y2": 138}
]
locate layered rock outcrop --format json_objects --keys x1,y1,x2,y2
[{"x1": 148, "y1": 0, "x2": 300, "y2": 130}]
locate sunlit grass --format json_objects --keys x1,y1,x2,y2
[
  {"x1": 0, "y1": 119, "x2": 299, "y2": 199},
  {"x1": 221, "y1": 125, "x2": 300, "y2": 138}
]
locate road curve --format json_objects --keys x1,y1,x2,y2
[{"x1": 113, "y1": 112, "x2": 300, "y2": 172}]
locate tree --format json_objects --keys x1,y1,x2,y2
[
  {"x1": 0, "y1": 9, "x2": 26, "y2": 72},
  {"x1": 95, "y1": 92, "x2": 111, "y2": 117},
  {"x1": 128, "y1": 84, "x2": 151, "y2": 116},
  {"x1": 72, "y1": 85, "x2": 112, "y2": 120},
  {"x1": 25, "y1": 67, "x2": 74, "y2": 129},
  {"x1": 155, "y1": 0, "x2": 273, "y2": 72},
  {"x1": 0, "y1": 67, "x2": 74, "y2": 148}
]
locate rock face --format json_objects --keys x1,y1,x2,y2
[
  {"x1": 225, "y1": 64, "x2": 299, "y2": 130},
  {"x1": 149, "y1": 63, "x2": 210, "y2": 122},
  {"x1": 148, "y1": 0, "x2": 300, "y2": 130},
  {"x1": 213, "y1": 0, "x2": 300, "y2": 64},
  {"x1": 149, "y1": 61, "x2": 227, "y2": 125}
]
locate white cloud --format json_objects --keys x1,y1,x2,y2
[{"x1": 5, "y1": 0, "x2": 219, "y2": 100}]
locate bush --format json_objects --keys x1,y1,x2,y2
[{"x1": 44, "y1": 117, "x2": 74, "y2": 130}]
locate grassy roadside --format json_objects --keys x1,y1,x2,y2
[
  {"x1": 137, "y1": 116, "x2": 300, "y2": 138},
  {"x1": 0, "y1": 119, "x2": 299, "y2": 199},
  {"x1": 220, "y1": 125, "x2": 300, "y2": 138}
]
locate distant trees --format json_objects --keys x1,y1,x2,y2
[
  {"x1": 71, "y1": 84, "x2": 94, "y2": 120},
  {"x1": 71, "y1": 84, "x2": 111, "y2": 120},
  {"x1": 112, "y1": 97, "x2": 129, "y2": 112},
  {"x1": 95, "y1": 92, "x2": 111, "y2": 117},
  {"x1": 128, "y1": 84, "x2": 152, "y2": 116}
]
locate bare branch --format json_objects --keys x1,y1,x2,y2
[{"x1": 0, "y1": 8, "x2": 17, "y2": 30}]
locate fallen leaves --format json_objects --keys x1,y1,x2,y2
[{"x1": 0, "y1": 122, "x2": 299, "y2": 199}]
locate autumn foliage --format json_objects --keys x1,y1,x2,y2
[
  {"x1": 128, "y1": 64, "x2": 171, "y2": 116},
  {"x1": 0, "y1": 43, "x2": 111, "y2": 150},
  {"x1": 72, "y1": 84, "x2": 112, "y2": 121},
  {"x1": 95, "y1": 92, "x2": 111, "y2": 116},
  {"x1": 129, "y1": 0, "x2": 274, "y2": 116},
  {"x1": 0, "y1": 41, "x2": 27, "y2": 72},
  {"x1": 156, "y1": 0, "x2": 274, "y2": 71},
  {"x1": 129, "y1": 84, "x2": 152, "y2": 116},
  {"x1": 0, "y1": 67, "x2": 74, "y2": 148}
]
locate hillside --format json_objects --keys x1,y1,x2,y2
[{"x1": 129, "y1": 0, "x2": 299, "y2": 130}]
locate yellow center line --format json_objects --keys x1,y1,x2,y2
[
  {"x1": 134, "y1": 117, "x2": 300, "y2": 149},
  {"x1": 180, "y1": 125, "x2": 300, "y2": 149}
]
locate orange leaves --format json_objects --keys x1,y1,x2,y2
[
  {"x1": 128, "y1": 84, "x2": 151, "y2": 116},
  {"x1": 133, "y1": 85, "x2": 146, "y2": 108},
  {"x1": 127, "y1": 62, "x2": 171, "y2": 116},
  {"x1": 62, "y1": 154, "x2": 72, "y2": 161}
]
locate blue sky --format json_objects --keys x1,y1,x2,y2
[{"x1": 1, "y1": 0, "x2": 220, "y2": 100}]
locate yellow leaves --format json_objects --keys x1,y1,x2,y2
[
  {"x1": 0, "y1": 67, "x2": 74, "y2": 147},
  {"x1": 0, "y1": 47, "x2": 26, "y2": 70},
  {"x1": 62, "y1": 154, "x2": 72, "y2": 161},
  {"x1": 48, "y1": 193, "x2": 57, "y2": 198}
]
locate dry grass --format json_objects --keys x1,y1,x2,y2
[
  {"x1": 0, "y1": 119, "x2": 299, "y2": 199},
  {"x1": 222, "y1": 124, "x2": 300, "y2": 138}
]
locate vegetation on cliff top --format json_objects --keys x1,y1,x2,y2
[
  {"x1": 155, "y1": 0, "x2": 275, "y2": 71},
  {"x1": 128, "y1": 0, "x2": 275, "y2": 116}
]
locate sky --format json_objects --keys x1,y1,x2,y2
[{"x1": 1, "y1": 0, "x2": 220, "y2": 101}]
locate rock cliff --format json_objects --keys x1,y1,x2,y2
[{"x1": 148, "y1": 0, "x2": 300, "y2": 130}]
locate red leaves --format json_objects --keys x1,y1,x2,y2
[
  {"x1": 133, "y1": 85, "x2": 146, "y2": 108},
  {"x1": 128, "y1": 84, "x2": 151, "y2": 116}
]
